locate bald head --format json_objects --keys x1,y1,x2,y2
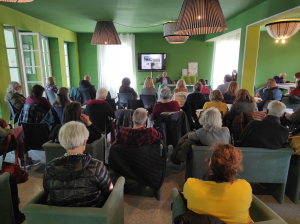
[{"x1": 84, "y1": 75, "x2": 91, "y2": 82}]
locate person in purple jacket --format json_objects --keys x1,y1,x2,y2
[{"x1": 273, "y1": 73, "x2": 286, "y2": 84}]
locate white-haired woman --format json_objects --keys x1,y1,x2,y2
[
  {"x1": 152, "y1": 87, "x2": 180, "y2": 120},
  {"x1": 44, "y1": 121, "x2": 112, "y2": 207},
  {"x1": 5, "y1": 81, "x2": 26, "y2": 113},
  {"x1": 188, "y1": 107, "x2": 230, "y2": 146}
]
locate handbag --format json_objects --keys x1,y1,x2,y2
[{"x1": 1, "y1": 134, "x2": 28, "y2": 183}]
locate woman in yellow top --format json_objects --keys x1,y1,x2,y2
[
  {"x1": 174, "y1": 79, "x2": 188, "y2": 94},
  {"x1": 202, "y1": 90, "x2": 228, "y2": 117},
  {"x1": 183, "y1": 143, "x2": 253, "y2": 223}
]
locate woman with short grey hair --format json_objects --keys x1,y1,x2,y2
[
  {"x1": 43, "y1": 121, "x2": 113, "y2": 208},
  {"x1": 188, "y1": 107, "x2": 230, "y2": 146},
  {"x1": 152, "y1": 87, "x2": 180, "y2": 120},
  {"x1": 202, "y1": 90, "x2": 228, "y2": 117},
  {"x1": 5, "y1": 81, "x2": 26, "y2": 112}
]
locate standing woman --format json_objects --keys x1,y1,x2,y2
[
  {"x1": 141, "y1": 77, "x2": 158, "y2": 99},
  {"x1": 232, "y1": 70, "x2": 238, "y2": 82},
  {"x1": 223, "y1": 81, "x2": 239, "y2": 101},
  {"x1": 119, "y1": 77, "x2": 138, "y2": 99},
  {"x1": 45, "y1": 77, "x2": 59, "y2": 93},
  {"x1": 174, "y1": 79, "x2": 188, "y2": 94}
]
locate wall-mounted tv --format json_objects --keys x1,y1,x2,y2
[{"x1": 138, "y1": 53, "x2": 166, "y2": 72}]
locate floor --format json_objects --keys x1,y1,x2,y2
[{"x1": 2, "y1": 149, "x2": 300, "y2": 224}]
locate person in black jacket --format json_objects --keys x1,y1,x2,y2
[
  {"x1": 79, "y1": 75, "x2": 97, "y2": 99},
  {"x1": 119, "y1": 77, "x2": 138, "y2": 99},
  {"x1": 44, "y1": 121, "x2": 112, "y2": 207},
  {"x1": 235, "y1": 101, "x2": 289, "y2": 149},
  {"x1": 49, "y1": 102, "x2": 101, "y2": 144}
]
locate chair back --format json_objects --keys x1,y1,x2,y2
[
  {"x1": 105, "y1": 98, "x2": 117, "y2": 111},
  {"x1": 140, "y1": 95, "x2": 157, "y2": 109},
  {"x1": 0, "y1": 173, "x2": 14, "y2": 224},
  {"x1": 118, "y1": 93, "x2": 133, "y2": 105},
  {"x1": 45, "y1": 90, "x2": 57, "y2": 105},
  {"x1": 79, "y1": 90, "x2": 91, "y2": 105},
  {"x1": 224, "y1": 100, "x2": 234, "y2": 104},
  {"x1": 85, "y1": 107, "x2": 106, "y2": 135},
  {"x1": 22, "y1": 122, "x2": 50, "y2": 151},
  {"x1": 127, "y1": 99, "x2": 144, "y2": 110},
  {"x1": 5, "y1": 101, "x2": 17, "y2": 126}
]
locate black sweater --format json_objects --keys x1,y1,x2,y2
[{"x1": 235, "y1": 115, "x2": 289, "y2": 149}]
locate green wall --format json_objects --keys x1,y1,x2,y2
[
  {"x1": 255, "y1": 31, "x2": 300, "y2": 88},
  {"x1": 77, "y1": 33, "x2": 214, "y2": 93},
  {"x1": 49, "y1": 38, "x2": 62, "y2": 87},
  {"x1": 77, "y1": 33, "x2": 98, "y2": 89}
]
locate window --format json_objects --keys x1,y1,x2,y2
[
  {"x1": 211, "y1": 32, "x2": 241, "y2": 89},
  {"x1": 64, "y1": 43, "x2": 71, "y2": 88},
  {"x1": 4, "y1": 28, "x2": 22, "y2": 85},
  {"x1": 42, "y1": 37, "x2": 52, "y2": 79}
]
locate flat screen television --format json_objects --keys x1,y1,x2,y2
[{"x1": 138, "y1": 53, "x2": 166, "y2": 72}]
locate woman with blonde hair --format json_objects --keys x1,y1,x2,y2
[
  {"x1": 188, "y1": 107, "x2": 230, "y2": 145},
  {"x1": 226, "y1": 89, "x2": 257, "y2": 122},
  {"x1": 183, "y1": 143, "x2": 252, "y2": 223},
  {"x1": 202, "y1": 90, "x2": 227, "y2": 117},
  {"x1": 174, "y1": 79, "x2": 188, "y2": 94},
  {"x1": 223, "y1": 81, "x2": 239, "y2": 101},
  {"x1": 45, "y1": 77, "x2": 58, "y2": 93},
  {"x1": 140, "y1": 77, "x2": 158, "y2": 99}
]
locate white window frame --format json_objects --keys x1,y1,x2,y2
[
  {"x1": 64, "y1": 42, "x2": 71, "y2": 88},
  {"x1": 42, "y1": 36, "x2": 52, "y2": 79}
]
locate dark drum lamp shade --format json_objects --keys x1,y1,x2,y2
[
  {"x1": 164, "y1": 21, "x2": 190, "y2": 44},
  {"x1": 265, "y1": 21, "x2": 300, "y2": 43},
  {"x1": 91, "y1": 21, "x2": 121, "y2": 45},
  {"x1": 0, "y1": 0, "x2": 33, "y2": 2},
  {"x1": 174, "y1": 0, "x2": 228, "y2": 35}
]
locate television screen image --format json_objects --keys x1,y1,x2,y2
[{"x1": 138, "y1": 53, "x2": 166, "y2": 71}]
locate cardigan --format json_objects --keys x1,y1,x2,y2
[
  {"x1": 188, "y1": 127, "x2": 230, "y2": 146},
  {"x1": 226, "y1": 101, "x2": 258, "y2": 122}
]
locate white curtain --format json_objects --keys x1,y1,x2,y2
[
  {"x1": 97, "y1": 34, "x2": 137, "y2": 97},
  {"x1": 211, "y1": 33, "x2": 241, "y2": 89}
]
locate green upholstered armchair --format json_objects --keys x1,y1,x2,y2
[
  {"x1": 171, "y1": 188, "x2": 287, "y2": 224},
  {"x1": 21, "y1": 176, "x2": 125, "y2": 224},
  {"x1": 0, "y1": 172, "x2": 15, "y2": 224},
  {"x1": 185, "y1": 146, "x2": 293, "y2": 204},
  {"x1": 286, "y1": 155, "x2": 300, "y2": 203},
  {"x1": 43, "y1": 136, "x2": 106, "y2": 164}
]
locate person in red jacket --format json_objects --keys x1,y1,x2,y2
[{"x1": 152, "y1": 87, "x2": 180, "y2": 120}]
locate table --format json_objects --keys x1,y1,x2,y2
[{"x1": 277, "y1": 83, "x2": 296, "y2": 91}]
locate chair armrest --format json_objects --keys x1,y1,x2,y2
[
  {"x1": 171, "y1": 188, "x2": 188, "y2": 224},
  {"x1": 102, "y1": 176, "x2": 125, "y2": 211}
]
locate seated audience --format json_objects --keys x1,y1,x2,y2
[
  {"x1": 289, "y1": 80, "x2": 300, "y2": 96},
  {"x1": 116, "y1": 108, "x2": 162, "y2": 148},
  {"x1": 173, "y1": 91, "x2": 189, "y2": 107},
  {"x1": 273, "y1": 72, "x2": 286, "y2": 84},
  {"x1": 174, "y1": 79, "x2": 188, "y2": 94},
  {"x1": 198, "y1": 79, "x2": 210, "y2": 94},
  {"x1": 152, "y1": 87, "x2": 180, "y2": 120},
  {"x1": 45, "y1": 77, "x2": 58, "y2": 93},
  {"x1": 5, "y1": 81, "x2": 26, "y2": 113},
  {"x1": 49, "y1": 102, "x2": 101, "y2": 144},
  {"x1": 79, "y1": 75, "x2": 97, "y2": 99},
  {"x1": 183, "y1": 143, "x2": 252, "y2": 223},
  {"x1": 188, "y1": 107, "x2": 230, "y2": 146},
  {"x1": 140, "y1": 77, "x2": 158, "y2": 99},
  {"x1": 226, "y1": 89, "x2": 258, "y2": 122},
  {"x1": 52, "y1": 87, "x2": 71, "y2": 123},
  {"x1": 217, "y1": 74, "x2": 232, "y2": 94},
  {"x1": 183, "y1": 82, "x2": 206, "y2": 107},
  {"x1": 232, "y1": 69, "x2": 237, "y2": 82},
  {"x1": 44, "y1": 121, "x2": 112, "y2": 207},
  {"x1": 25, "y1": 84, "x2": 52, "y2": 110},
  {"x1": 202, "y1": 90, "x2": 227, "y2": 117},
  {"x1": 155, "y1": 72, "x2": 172, "y2": 85},
  {"x1": 235, "y1": 101, "x2": 289, "y2": 149},
  {"x1": 119, "y1": 77, "x2": 138, "y2": 99},
  {"x1": 0, "y1": 118, "x2": 39, "y2": 167},
  {"x1": 257, "y1": 78, "x2": 282, "y2": 111},
  {"x1": 223, "y1": 81, "x2": 238, "y2": 101}
]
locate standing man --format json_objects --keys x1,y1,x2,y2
[
  {"x1": 156, "y1": 72, "x2": 172, "y2": 85},
  {"x1": 78, "y1": 75, "x2": 97, "y2": 100}
]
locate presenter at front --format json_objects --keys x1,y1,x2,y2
[{"x1": 155, "y1": 72, "x2": 173, "y2": 85}]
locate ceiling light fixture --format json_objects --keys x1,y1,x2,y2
[
  {"x1": 0, "y1": 0, "x2": 33, "y2": 2},
  {"x1": 174, "y1": 0, "x2": 228, "y2": 35},
  {"x1": 163, "y1": 21, "x2": 190, "y2": 44},
  {"x1": 265, "y1": 21, "x2": 300, "y2": 44},
  {"x1": 91, "y1": 21, "x2": 121, "y2": 45}
]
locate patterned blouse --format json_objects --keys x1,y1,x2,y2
[{"x1": 45, "y1": 84, "x2": 58, "y2": 93}]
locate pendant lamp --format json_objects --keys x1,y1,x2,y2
[
  {"x1": 174, "y1": 0, "x2": 228, "y2": 35},
  {"x1": 0, "y1": 0, "x2": 33, "y2": 2},
  {"x1": 91, "y1": 21, "x2": 121, "y2": 45},
  {"x1": 164, "y1": 21, "x2": 190, "y2": 44},
  {"x1": 265, "y1": 21, "x2": 300, "y2": 43}
]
